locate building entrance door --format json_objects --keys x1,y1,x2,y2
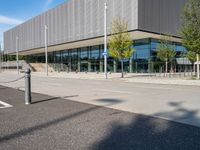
[
  {"x1": 91, "y1": 61, "x2": 100, "y2": 72},
  {"x1": 80, "y1": 62, "x2": 88, "y2": 72}
]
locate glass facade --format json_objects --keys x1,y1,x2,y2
[{"x1": 25, "y1": 38, "x2": 189, "y2": 73}]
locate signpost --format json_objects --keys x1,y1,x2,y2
[{"x1": 102, "y1": 52, "x2": 107, "y2": 56}]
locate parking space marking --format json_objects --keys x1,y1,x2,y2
[{"x1": 0, "y1": 100, "x2": 13, "y2": 109}]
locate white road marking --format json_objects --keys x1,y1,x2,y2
[{"x1": 0, "y1": 101, "x2": 13, "y2": 109}]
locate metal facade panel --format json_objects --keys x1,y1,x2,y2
[
  {"x1": 4, "y1": 0, "x2": 138, "y2": 53},
  {"x1": 138, "y1": 0, "x2": 187, "y2": 36}
]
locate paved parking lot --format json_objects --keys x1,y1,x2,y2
[{"x1": 0, "y1": 85, "x2": 200, "y2": 150}]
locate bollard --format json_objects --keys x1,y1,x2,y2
[{"x1": 25, "y1": 69, "x2": 31, "y2": 105}]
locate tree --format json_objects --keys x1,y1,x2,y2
[
  {"x1": 109, "y1": 18, "x2": 134, "y2": 78},
  {"x1": 181, "y1": 0, "x2": 200, "y2": 79},
  {"x1": 156, "y1": 35, "x2": 176, "y2": 73},
  {"x1": 187, "y1": 51, "x2": 196, "y2": 72}
]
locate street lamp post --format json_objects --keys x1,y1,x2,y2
[
  {"x1": 16, "y1": 36, "x2": 19, "y2": 74},
  {"x1": 45, "y1": 25, "x2": 48, "y2": 76},
  {"x1": 104, "y1": 1, "x2": 108, "y2": 79}
]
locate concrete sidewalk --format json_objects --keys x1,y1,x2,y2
[
  {"x1": 2, "y1": 70, "x2": 200, "y2": 86},
  {"x1": 0, "y1": 85, "x2": 200, "y2": 150},
  {"x1": 30, "y1": 71, "x2": 200, "y2": 86}
]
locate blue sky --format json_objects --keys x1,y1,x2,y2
[{"x1": 0, "y1": 0, "x2": 67, "y2": 49}]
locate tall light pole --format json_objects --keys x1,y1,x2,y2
[
  {"x1": 16, "y1": 36, "x2": 19, "y2": 74},
  {"x1": 104, "y1": 1, "x2": 108, "y2": 79},
  {"x1": 45, "y1": 25, "x2": 48, "y2": 76}
]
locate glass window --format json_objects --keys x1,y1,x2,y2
[
  {"x1": 80, "y1": 47, "x2": 88, "y2": 60},
  {"x1": 176, "y1": 45, "x2": 187, "y2": 52},
  {"x1": 133, "y1": 39, "x2": 150, "y2": 60},
  {"x1": 90, "y1": 46, "x2": 100, "y2": 72},
  {"x1": 70, "y1": 49, "x2": 78, "y2": 59},
  {"x1": 151, "y1": 40, "x2": 159, "y2": 51},
  {"x1": 55, "y1": 51, "x2": 61, "y2": 63},
  {"x1": 136, "y1": 48, "x2": 150, "y2": 59},
  {"x1": 70, "y1": 49, "x2": 78, "y2": 71},
  {"x1": 90, "y1": 46, "x2": 100, "y2": 60},
  {"x1": 62, "y1": 50, "x2": 69, "y2": 63}
]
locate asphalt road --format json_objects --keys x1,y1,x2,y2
[
  {"x1": 0, "y1": 85, "x2": 200, "y2": 150},
  {"x1": 1, "y1": 72, "x2": 200, "y2": 127}
]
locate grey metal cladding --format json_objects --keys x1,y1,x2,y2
[
  {"x1": 138, "y1": 0, "x2": 187, "y2": 36},
  {"x1": 4, "y1": 0, "x2": 138, "y2": 53}
]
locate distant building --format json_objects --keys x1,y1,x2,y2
[{"x1": 3, "y1": 0, "x2": 189, "y2": 73}]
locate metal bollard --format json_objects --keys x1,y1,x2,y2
[{"x1": 25, "y1": 69, "x2": 31, "y2": 105}]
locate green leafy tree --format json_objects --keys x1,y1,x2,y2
[
  {"x1": 187, "y1": 51, "x2": 196, "y2": 72},
  {"x1": 187, "y1": 51, "x2": 196, "y2": 62},
  {"x1": 181, "y1": 0, "x2": 200, "y2": 79},
  {"x1": 109, "y1": 18, "x2": 134, "y2": 78},
  {"x1": 157, "y1": 35, "x2": 176, "y2": 73}
]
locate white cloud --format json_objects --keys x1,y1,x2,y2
[
  {"x1": 43, "y1": 0, "x2": 54, "y2": 11},
  {"x1": 0, "y1": 15, "x2": 23, "y2": 46},
  {"x1": 0, "y1": 15, "x2": 23, "y2": 25}
]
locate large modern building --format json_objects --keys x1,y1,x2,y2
[{"x1": 4, "y1": 0, "x2": 188, "y2": 73}]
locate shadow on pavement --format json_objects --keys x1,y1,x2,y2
[
  {"x1": 0, "y1": 98, "x2": 123, "y2": 144},
  {"x1": 1, "y1": 93, "x2": 200, "y2": 149},
  {"x1": 0, "y1": 87, "x2": 8, "y2": 90},
  {"x1": 32, "y1": 95, "x2": 79, "y2": 104},
  {"x1": 153, "y1": 101, "x2": 200, "y2": 127},
  {"x1": 91, "y1": 101, "x2": 200, "y2": 150},
  {"x1": 94, "y1": 98, "x2": 124, "y2": 106}
]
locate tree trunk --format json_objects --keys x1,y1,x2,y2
[
  {"x1": 197, "y1": 54, "x2": 199, "y2": 79},
  {"x1": 121, "y1": 59, "x2": 124, "y2": 78},
  {"x1": 193, "y1": 62, "x2": 195, "y2": 74},
  {"x1": 113, "y1": 59, "x2": 117, "y2": 73},
  {"x1": 165, "y1": 60, "x2": 168, "y2": 74},
  {"x1": 129, "y1": 59, "x2": 133, "y2": 73},
  {"x1": 170, "y1": 62, "x2": 173, "y2": 73}
]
